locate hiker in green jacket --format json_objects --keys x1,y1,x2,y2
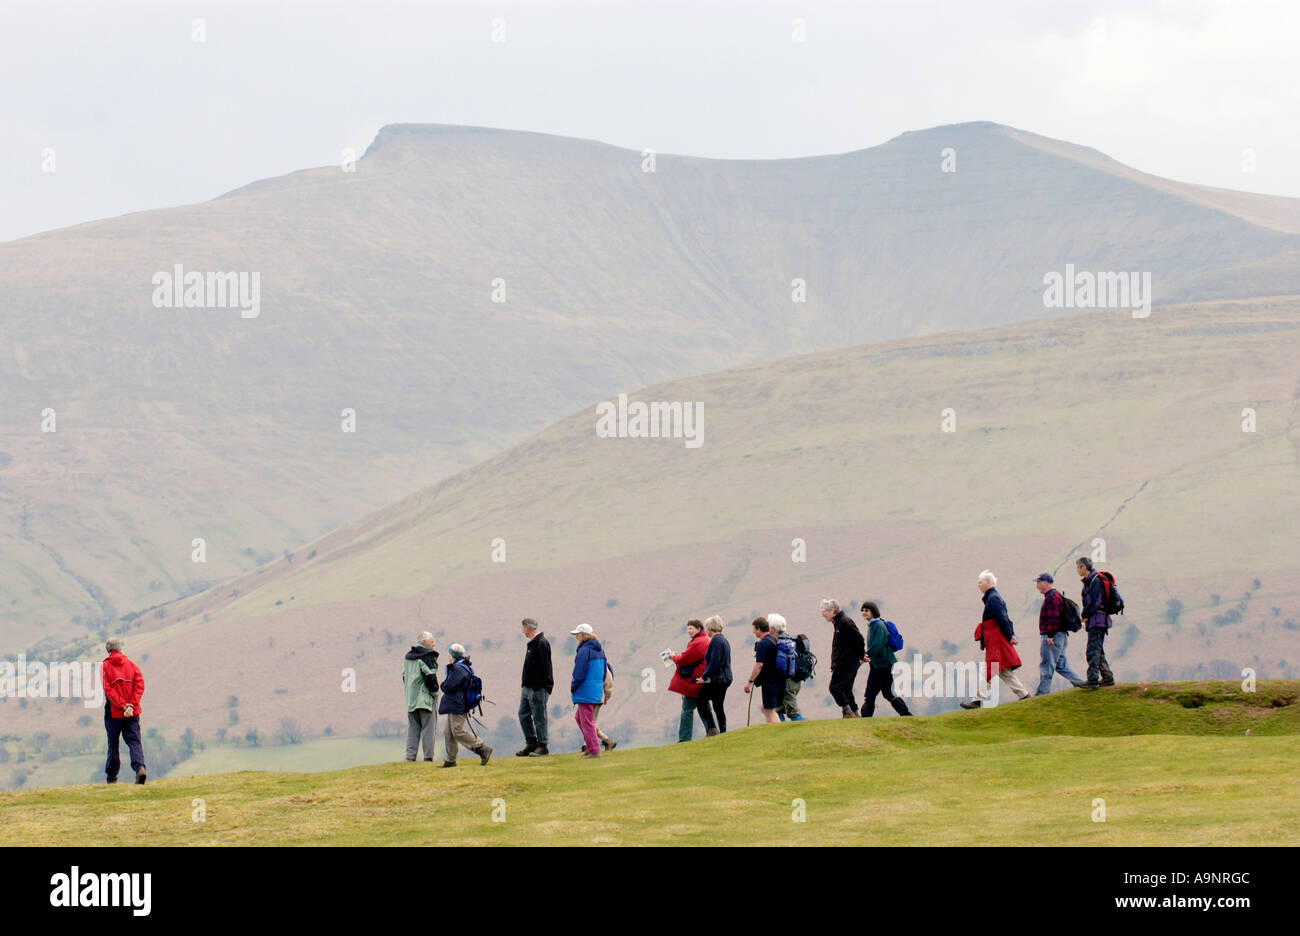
[
  {"x1": 860, "y1": 602, "x2": 912, "y2": 717},
  {"x1": 402, "y1": 632, "x2": 440, "y2": 761}
]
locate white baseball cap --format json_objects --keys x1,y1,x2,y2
[{"x1": 570, "y1": 623, "x2": 594, "y2": 636}]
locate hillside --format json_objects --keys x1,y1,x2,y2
[
  {"x1": 5, "y1": 294, "x2": 1296, "y2": 780},
  {"x1": 3, "y1": 682, "x2": 1296, "y2": 845},
  {"x1": 4, "y1": 121, "x2": 1300, "y2": 647}
]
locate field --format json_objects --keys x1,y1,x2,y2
[{"x1": 4, "y1": 681, "x2": 1296, "y2": 845}]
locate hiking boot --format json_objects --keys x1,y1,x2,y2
[
  {"x1": 841, "y1": 706, "x2": 855, "y2": 718},
  {"x1": 602, "y1": 738, "x2": 617, "y2": 752},
  {"x1": 959, "y1": 700, "x2": 982, "y2": 709},
  {"x1": 135, "y1": 767, "x2": 147, "y2": 785},
  {"x1": 1078, "y1": 682, "x2": 1100, "y2": 690},
  {"x1": 438, "y1": 760, "x2": 457, "y2": 768},
  {"x1": 581, "y1": 750, "x2": 600, "y2": 758},
  {"x1": 790, "y1": 715, "x2": 804, "y2": 721},
  {"x1": 516, "y1": 739, "x2": 536, "y2": 757},
  {"x1": 527, "y1": 744, "x2": 549, "y2": 757},
  {"x1": 1098, "y1": 678, "x2": 1116, "y2": 687},
  {"x1": 477, "y1": 745, "x2": 493, "y2": 766},
  {"x1": 705, "y1": 727, "x2": 720, "y2": 737}
]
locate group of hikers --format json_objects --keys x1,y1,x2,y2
[
  {"x1": 87, "y1": 557, "x2": 1123, "y2": 779},
  {"x1": 398, "y1": 555, "x2": 1124, "y2": 763}
]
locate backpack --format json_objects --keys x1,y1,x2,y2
[
  {"x1": 793, "y1": 634, "x2": 818, "y2": 682},
  {"x1": 881, "y1": 620, "x2": 904, "y2": 652},
  {"x1": 775, "y1": 636, "x2": 798, "y2": 678},
  {"x1": 458, "y1": 660, "x2": 485, "y2": 714},
  {"x1": 1059, "y1": 595, "x2": 1082, "y2": 632},
  {"x1": 602, "y1": 662, "x2": 615, "y2": 704},
  {"x1": 1097, "y1": 571, "x2": 1125, "y2": 616}
]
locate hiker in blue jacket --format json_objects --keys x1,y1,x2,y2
[
  {"x1": 436, "y1": 643, "x2": 492, "y2": 767},
  {"x1": 570, "y1": 624, "x2": 607, "y2": 758},
  {"x1": 1077, "y1": 557, "x2": 1115, "y2": 689}
]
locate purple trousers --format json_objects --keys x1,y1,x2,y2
[{"x1": 575, "y1": 703, "x2": 600, "y2": 754}]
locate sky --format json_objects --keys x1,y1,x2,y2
[{"x1": 1, "y1": 0, "x2": 1297, "y2": 243}]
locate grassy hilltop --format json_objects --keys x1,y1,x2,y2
[{"x1": 4, "y1": 681, "x2": 1297, "y2": 846}]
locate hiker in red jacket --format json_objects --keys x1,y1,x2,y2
[
  {"x1": 668, "y1": 619, "x2": 717, "y2": 741},
  {"x1": 961, "y1": 571, "x2": 1030, "y2": 708},
  {"x1": 100, "y1": 638, "x2": 147, "y2": 784}
]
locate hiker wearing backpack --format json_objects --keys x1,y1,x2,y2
[
  {"x1": 859, "y1": 602, "x2": 911, "y2": 717},
  {"x1": 768, "y1": 614, "x2": 803, "y2": 721},
  {"x1": 695, "y1": 615, "x2": 732, "y2": 732},
  {"x1": 436, "y1": 644, "x2": 493, "y2": 767},
  {"x1": 1034, "y1": 573, "x2": 1087, "y2": 694},
  {"x1": 742, "y1": 616, "x2": 784, "y2": 724},
  {"x1": 822, "y1": 598, "x2": 865, "y2": 717},
  {"x1": 570, "y1": 623, "x2": 607, "y2": 758},
  {"x1": 960, "y1": 571, "x2": 1031, "y2": 708},
  {"x1": 1076, "y1": 557, "x2": 1117, "y2": 689},
  {"x1": 402, "y1": 631, "x2": 440, "y2": 761},
  {"x1": 516, "y1": 618, "x2": 554, "y2": 757},
  {"x1": 669, "y1": 619, "x2": 719, "y2": 740}
]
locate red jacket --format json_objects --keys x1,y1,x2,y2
[
  {"x1": 975, "y1": 619, "x2": 1022, "y2": 683},
  {"x1": 101, "y1": 650, "x2": 145, "y2": 718},
  {"x1": 669, "y1": 631, "x2": 710, "y2": 698}
]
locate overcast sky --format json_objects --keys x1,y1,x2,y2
[{"x1": 2, "y1": 0, "x2": 1297, "y2": 243}]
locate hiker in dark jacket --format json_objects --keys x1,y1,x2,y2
[
  {"x1": 742, "y1": 617, "x2": 784, "y2": 723},
  {"x1": 517, "y1": 618, "x2": 554, "y2": 757},
  {"x1": 1034, "y1": 573, "x2": 1087, "y2": 694},
  {"x1": 100, "y1": 638, "x2": 147, "y2": 784},
  {"x1": 570, "y1": 624, "x2": 607, "y2": 757},
  {"x1": 437, "y1": 644, "x2": 492, "y2": 767},
  {"x1": 694, "y1": 615, "x2": 733, "y2": 732},
  {"x1": 961, "y1": 571, "x2": 1030, "y2": 708},
  {"x1": 822, "y1": 598, "x2": 865, "y2": 717},
  {"x1": 1077, "y1": 557, "x2": 1115, "y2": 688},
  {"x1": 860, "y1": 602, "x2": 911, "y2": 717},
  {"x1": 402, "y1": 632, "x2": 440, "y2": 761}
]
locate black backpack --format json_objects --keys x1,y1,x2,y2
[
  {"x1": 1097, "y1": 572, "x2": 1125, "y2": 616},
  {"x1": 793, "y1": 634, "x2": 818, "y2": 682},
  {"x1": 1059, "y1": 596, "x2": 1082, "y2": 633}
]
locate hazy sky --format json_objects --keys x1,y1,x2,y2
[{"x1": 2, "y1": 0, "x2": 1297, "y2": 243}]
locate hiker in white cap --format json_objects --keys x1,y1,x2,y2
[{"x1": 570, "y1": 624, "x2": 607, "y2": 758}]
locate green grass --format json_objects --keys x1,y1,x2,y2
[
  {"x1": 3, "y1": 681, "x2": 1297, "y2": 845},
  {"x1": 167, "y1": 736, "x2": 398, "y2": 778}
]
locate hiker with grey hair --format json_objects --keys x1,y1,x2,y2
[
  {"x1": 961, "y1": 570, "x2": 1030, "y2": 708},
  {"x1": 768, "y1": 614, "x2": 803, "y2": 722},
  {"x1": 402, "y1": 631, "x2": 440, "y2": 761},
  {"x1": 517, "y1": 617, "x2": 554, "y2": 757},
  {"x1": 822, "y1": 598, "x2": 864, "y2": 717},
  {"x1": 101, "y1": 638, "x2": 147, "y2": 784},
  {"x1": 437, "y1": 643, "x2": 492, "y2": 767},
  {"x1": 1077, "y1": 557, "x2": 1116, "y2": 689}
]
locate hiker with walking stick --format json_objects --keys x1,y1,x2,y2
[{"x1": 743, "y1": 617, "x2": 784, "y2": 724}]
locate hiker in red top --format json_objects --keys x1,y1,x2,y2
[
  {"x1": 667, "y1": 619, "x2": 717, "y2": 741},
  {"x1": 961, "y1": 571, "x2": 1031, "y2": 708},
  {"x1": 100, "y1": 638, "x2": 147, "y2": 784}
]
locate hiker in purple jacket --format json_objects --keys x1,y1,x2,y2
[{"x1": 1076, "y1": 557, "x2": 1115, "y2": 689}]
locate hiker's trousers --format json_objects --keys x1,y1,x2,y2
[{"x1": 443, "y1": 713, "x2": 482, "y2": 762}]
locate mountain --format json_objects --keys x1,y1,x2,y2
[
  {"x1": 3, "y1": 120, "x2": 1299, "y2": 650},
  {"x1": 8, "y1": 294, "x2": 1296, "y2": 766}
]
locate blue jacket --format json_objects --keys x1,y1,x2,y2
[
  {"x1": 982, "y1": 588, "x2": 1015, "y2": 641},
  {"x1": 1080, "y1": 572, "x2": 1111, "y2": 629},
  {"x1": 703, "y1": 633, "x2": 732, "y2": 684},
  {"x1": 437, "y1": 659, "x2": 474, "y2": 715},
  {"x1": 571, "y1": 639, "x2": 607, "y2": 704}
]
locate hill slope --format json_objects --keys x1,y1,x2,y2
[
  {"x1": 4, "y1": 121, "x2": 1300, "y2": 646},
  {"x1": 3, "y1": 682, "x2": 1296, "y2": 845},
  {"x1": 8, "y1": 294, "x2": 1296, "y2": 764}
]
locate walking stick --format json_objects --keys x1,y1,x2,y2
[{"x1": 747, "y1": 681, "x2": 755, "y2": 726}]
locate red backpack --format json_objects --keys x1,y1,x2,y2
[{"x1": 1096, "y1": 572, "x2": 1125, "y2": 616}]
